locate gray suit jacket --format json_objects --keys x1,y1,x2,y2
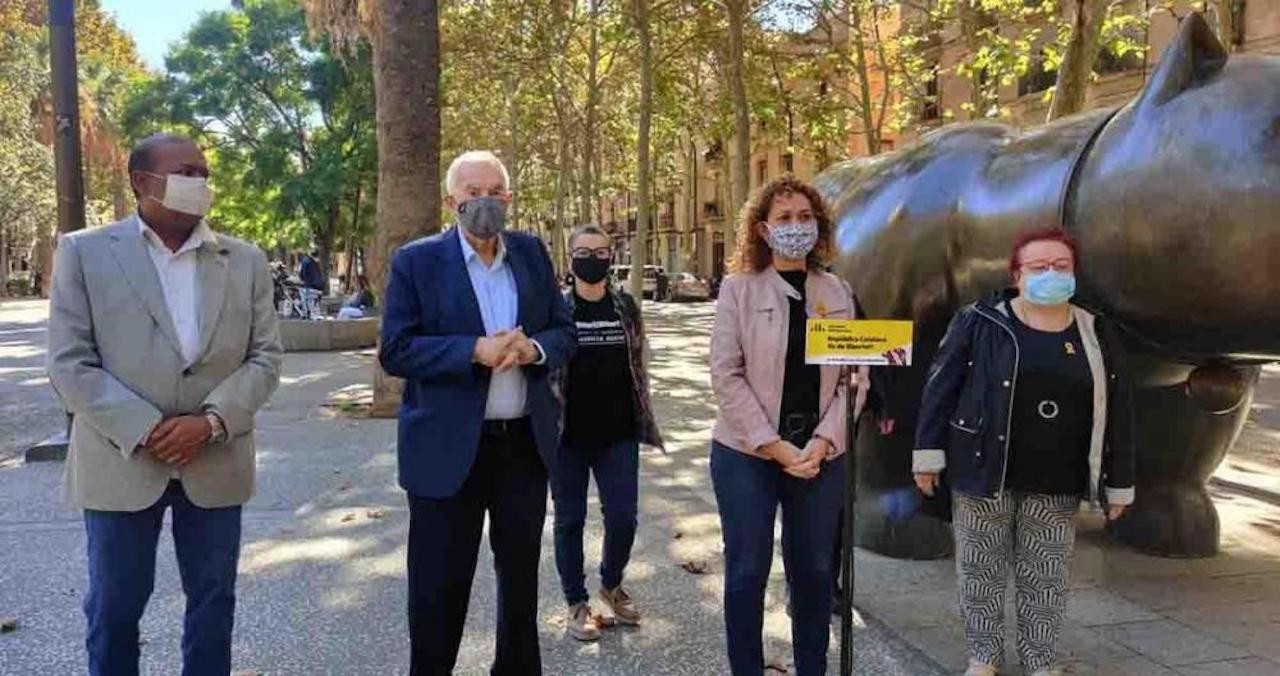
[{"x1": 47, "y1": 216, "x2": 283, "y2": 511}]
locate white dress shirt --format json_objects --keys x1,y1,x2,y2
[
  {"x1": 138, "y1": 215, "x2": 217, "y2": 367},
  {"x1": 459, "y1": 230, "x2": 544, "y2": 420}
]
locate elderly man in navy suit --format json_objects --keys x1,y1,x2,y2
[{"x1": 380, "y1": 150, "x2": 575, "y2": 675}]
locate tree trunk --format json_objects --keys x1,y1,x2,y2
[
  {"x1": 504, "y1": 71, "x2": 522, "y2": 230},
  {"x1": 848, "y1": 0, "x2": 881, "y2": 155},
  {"x1": 112, "y1": 161, "x2": 130, "y2": 220},
  {"x1": 1047, "y1": 0, "x2": 1108, "y2": 121},
  {"x1": 369, "y1": 0, "x2": 443, "y2": 418},
  {"x1": 958, "y1": 2, "x2": 994, "y2": 119},
  {"x1": 553, "y1": 129, "x2": 570, "y2": 274},
  {"x1": 318, "y1": 203, "x2": 340, "y2": 293},
  {"x1": 36, "y1": 221, "x2": 52, "y2": 298},
  {"x1": 1214, "y1": 0, "x2": 1241, "y2": 52},
  {"x1": 0, "y1": 225, "x2": 8, "y2": 297},
  {"x1": 347, "y1": 181, "x2": 363, "y2": 289},
  {"x1": 726, "y1": 0, "x2": 750, "y2": 229},
  {"x1": 630, "y1": 0, "x2": 653, "y2": 301},
  {"x1": 581, "y1": 0, "x2": 603, "y2": 226}
]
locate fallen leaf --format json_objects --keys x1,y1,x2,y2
[
  {"x1": 672, "y1": 530, "x2": 684, "y2": 540},
  {"x1": 337, "y1": 483, "x2": 351, "y2": 492},
  {"x1": 0, "y1": 617, "x2": 17, "y2": 633},
  {"x1": 679, "y1": 559, "x2": 709, "y2": 575},
  {"x1": 341, "y1": 514, "x2": 356, "y2": 523},
  {"x1": 366, "y1": 509, "x2": 387, "y2": 520}
]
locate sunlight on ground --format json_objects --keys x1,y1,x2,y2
[
  {"x1": 241, "y1": 535, "x2": 370, "y2": 573},
  {"x1": 0, "y1": 345, "x2": 42, "y2": 359},
  {"x1": 278, "y1": 371, "x2": 332, "y2": 386}
]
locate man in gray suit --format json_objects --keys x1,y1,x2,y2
[{"x1": 47, "y1": 134, "x2": 282, "y2": 676}]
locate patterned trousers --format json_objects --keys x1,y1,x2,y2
[{"x1": 953, "y1": 490, "x2": 1080, "y2": 672}]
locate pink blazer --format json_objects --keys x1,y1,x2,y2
[{"x1": 710, "y1": 267, "x2": 869, "y2": 459}]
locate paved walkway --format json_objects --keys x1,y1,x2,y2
[
  {"x1": 0, "y1": 300, "x2": 935, "y2": 675},
  {"x1": 649, "y1": 305, "x2": 1280, "y2": 676},
  {"x1": 3, "y1": 298, "x2": 1280, "y2": 675}
]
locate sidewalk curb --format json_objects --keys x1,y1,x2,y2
[
  {"x1": 848, "y1": 603, "x2": 947, "y2": 675},
  {"x1": 21, "y1": 433, "x2": 68, "y2": 463}
]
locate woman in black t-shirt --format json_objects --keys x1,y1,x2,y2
[
  {"x1": 552, "y1": 225, "x2": 664, "y2": 642},
  {"x1": 912, "y1": 227, "x2": 1135, "y2": 676}
]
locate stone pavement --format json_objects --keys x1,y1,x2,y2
[
  {"x1": 3, "y1": 297, "x2": 1280, "y2": 675},
  {"x1": 0, "y1": 300, "x2": 67, "y2": 461},
  {"x1": 852, "y1": 364, "x2": 1280, "y2": 676},
  {"x1": 0, "y1": 299, "x2": 936, "y2": 675},
  {"x1": 648, "y1": 304, "x2": 1280, "y2": 676}
]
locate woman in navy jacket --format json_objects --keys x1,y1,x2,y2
[{"x1": 912, "y1": 227, "x2": 1135, "y2": 676}]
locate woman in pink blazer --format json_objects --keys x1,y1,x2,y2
[{"x1": 709, "y1": 175, "x2": 867, "y2": 675}]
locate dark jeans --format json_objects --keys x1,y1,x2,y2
[
  {"x1": 83, "y1": 480, "x2": 242, "y2": 676},
  {"x1": 710, "y1": 441, "x2": 845, "y2": 676},
  {"x1": 407, "y1": 422, "x2": 548, "y2": 676},
  {"x1": 552, "y1": 437, "x2": 640, "y2": 606}
]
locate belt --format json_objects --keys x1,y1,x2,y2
[{"x1": 482, "y1": 417, "x2": 532, "y2": 437}]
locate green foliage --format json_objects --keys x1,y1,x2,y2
[
  {"x1": 0, "y1": 26, "x2": 56, "y2": 243},
  {"x1": 122, "y1": 0, "x2": 375, "y2": 263},
  {"x1": 0, "y1": 0, "x2": 147, "y2": 289}
]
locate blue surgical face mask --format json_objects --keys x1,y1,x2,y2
[{"x1": 1023, "y1": 270, "x2": 1076, "y2": 306}]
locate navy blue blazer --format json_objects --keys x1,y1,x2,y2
[{"x1": 379, "y1": 227, "x2": 576, "y2": 498}]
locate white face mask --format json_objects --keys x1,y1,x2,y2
[{"x1": 144, "y1": 173, "x2": 214, "y2": 217}]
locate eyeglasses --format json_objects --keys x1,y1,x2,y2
[
  {"x1": 571, "y1": 247, "x2": 612, "y2": 260},
  {"x1": 1020, "y1": 258, "x2": 1074, "y2": 274}
]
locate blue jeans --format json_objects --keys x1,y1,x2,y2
[
  {"x1": 84, "y1": 480, "x2": 242, "y2": 676},
  {"x1": 552, "y1": 438, "x2": 640, "y2": 606},
  {"x1": 710, "y1": 441, "x2": 844, "y2": 676}
]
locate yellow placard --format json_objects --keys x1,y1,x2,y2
[{"x1": 805, "y1": 319, "x2": 914, "y2": 366}]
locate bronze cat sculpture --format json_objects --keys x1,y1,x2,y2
[{"x1": 815, "y1": 13, "x2": 1280, "y2": 558}]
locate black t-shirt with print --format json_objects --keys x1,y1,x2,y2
[
  {"x1": 778, "y1": 270, "x2": 821, "y2": 446},
  {"x1": 1004, "y1": 300, "x2": 1094, "y2": 495},
  {"x1": 564, "y1": 293, "x2": 637, "y2": 450}
]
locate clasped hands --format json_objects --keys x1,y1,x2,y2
[
  {"x1": 762, "y1": 437, "x2": 833, "y2": 480},
  {"x1": 146, "y1": 415, "x2": 213, "y2": 467},
  {"x1": 473, "y1": 327, "x2": 540, "y2": 372}
]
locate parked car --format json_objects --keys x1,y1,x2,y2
[
  {"x1": 669, "y1": 272, "x2": 711, "y2": 301},
  {"x1": 610, "y1": 264, "x2": 668, "y2": 300}
]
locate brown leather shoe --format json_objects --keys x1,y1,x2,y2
[
  {"x1": 567, "y1": 603, "x2": 601, "y2": 641},
  {"x1": 599, "y1": 586, "x2": 641, "y2": 626}
]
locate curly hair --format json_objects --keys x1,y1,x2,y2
[{"x1": 729, "y1": 174, "x2": 835, "y2": 274}]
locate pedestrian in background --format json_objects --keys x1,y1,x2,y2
[
  {"x1": 298, "y1": 250, "x2": 325, "y2": 317},
  {"x1": 337, "y1": 274, "x2": 375, "y2": 319},
  {"x1": 708, "y1": 175, "x2": 868, "y2": 676},
  {"x1": 47, "y1": 133, "x2": 282, "y2": 676},
  {"x1": 379, "y1": 150, "x2": 575, "y2": 675},
  {"x1": 912, "y1": 226, "x2": 1135, "y2": 676},
  {"x1": 552, "y1": 225, "x2": 664, "y2": 641}
]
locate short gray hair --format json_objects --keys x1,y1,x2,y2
[
  {"x1": 444, "y1": 150, "x2": 510, "y2": 194},
  {"x1": 568, "y1": 224, "x2": 611, "y2": 249}
]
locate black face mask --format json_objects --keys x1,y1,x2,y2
[{"x1": 572, "y1": 256, "x2": 612, "y2": 284}]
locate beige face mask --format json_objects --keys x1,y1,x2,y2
[{"x1": 144, "y1": 173, "x2": 214, "y2": 217}]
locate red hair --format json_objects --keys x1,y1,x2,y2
[{"x1": 1008, "y1": 226, "x2": 1078, "y2": 277}]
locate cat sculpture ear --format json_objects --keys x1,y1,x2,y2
[{"x1": 1137, "y1": 12, "x2": 1228, "y2": 110}]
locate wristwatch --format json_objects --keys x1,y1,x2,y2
[{"x1": 204, "y1": 410, "x2": 228, "y2": 444}]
